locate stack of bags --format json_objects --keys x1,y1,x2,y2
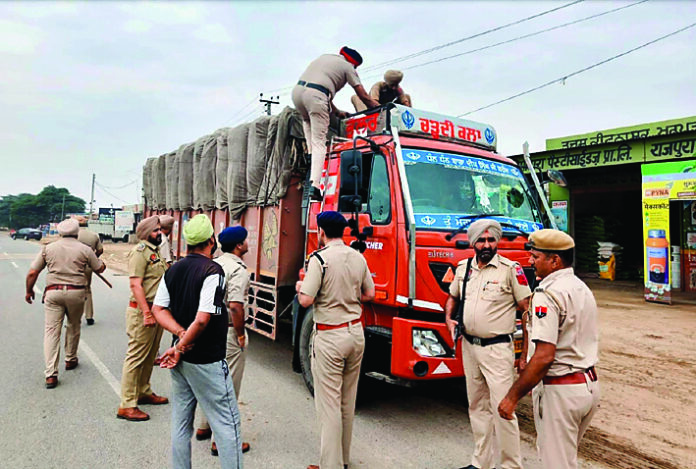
[
  {"x1": 574, "y1": 216, "x2": 605, "y2": 274},
  {"x1": 597, "y1": 241, "x2": 623, "y2": 281}
]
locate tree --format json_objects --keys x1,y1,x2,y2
[{"x1": 0, "y1": 186, "x2": 86, "y2": 229}]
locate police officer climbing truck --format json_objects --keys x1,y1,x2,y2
[{"x1": 141, "y1": 100, "x2": 549, "y2": 393}]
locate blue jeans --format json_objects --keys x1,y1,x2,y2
[{"x1": 171, "y1": 359, "x2": 242, "y2": 469}]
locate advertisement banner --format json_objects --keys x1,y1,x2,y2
[{"x1": 641, "y1": 159, "x2": 696, "y2": 303}]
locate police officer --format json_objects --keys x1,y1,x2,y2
[
  {"x1": 296, "y1": 211, "x2": 375, "y2": 469},
  {"x1": 444, "y1": 219, "x2": 530, "y2": 469},
  {"x1": 351, "y1": 70, "x2": 412, "y2": 112},
  {"x1": 498, "y1": 229, "x2": 600, "y2": 469},
  {"x1": 77, "y1": 220, "x2": 103, "y2": 325},
  {"x1": 25, "y1": 219, "x2": 105, "y2": 388},
  {"x1": 117, "y1": 215, "x2": 168, "y2": 421},
  {"x1": 196, "y1": 225, "x2": 252, "y2": 455},
  {"x1": 159, "y1": 215, "x2": 175, "y2": 268},
  {"x1": 292, "y1": 47, "x2": 380, "y2": 201}
]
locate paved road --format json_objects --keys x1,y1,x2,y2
[{"x1": 0, "y1": 233, "x2": 607, "y2": 469}]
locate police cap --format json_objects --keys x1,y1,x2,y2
[{"x1": 526, "y1": 229, "x2": 575, "y2": 252}]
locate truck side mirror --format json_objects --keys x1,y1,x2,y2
[{"x1": 339, "y1": 150, "x2": 363, "y2": 212}]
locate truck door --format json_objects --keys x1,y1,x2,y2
[{"x1": 338, "y1": 151, "x2": 397, "y2": 308}]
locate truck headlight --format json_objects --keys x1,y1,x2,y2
[{"x1": 412, "y1": 329, "x2": 448, "y2": 357}]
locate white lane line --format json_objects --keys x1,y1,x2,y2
[
  {"x1": 11, "y1": 261, "x2": 18, "y2": 268},
  {"x1": 80, "y1": 340, "x2": 121, "y2": 397}
]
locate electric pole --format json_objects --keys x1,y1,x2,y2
[
  {"x1": 60, "y1": 194, "x2": 66, "y2": 221},
  {"x1": 259, "y1": 93, "x2": 279, "y2": 116},
  {"x1": 89, "y1": 173, "x2": 95, "y2": 218}
]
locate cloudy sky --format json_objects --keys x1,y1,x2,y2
[{"x1": 1, "y1": 1, "x2": 694, "y2": 209}]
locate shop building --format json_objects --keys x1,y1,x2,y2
[{"x1": 513, "y1": 116, "x2": 696, "y2": 304}]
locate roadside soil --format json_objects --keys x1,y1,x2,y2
[{"x1": 39, "y1": 237, "x2": 696, "y2": 468}]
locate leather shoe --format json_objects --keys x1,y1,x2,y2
[
  {"x1": 116, "y1": 407, "x2": 150, "y2": 421},
  {"x1": 137, "y1": 393, "x2": 169, "y2": 405},
  {"x1": 211, "y1": 442, "x2": 250, "y2": 456},
  {"x1": 65, "y1": 358, "x2": 78, "y2": 370},
  {"x1": 195, "y1": 428, "x2": 212, "y2": 440},
  {"x1": 310, "y1": 186, "x2": 323, "y2": 202},
  {"x1": 45, "y1": 376, "x2": 58, "y2": 389},
  {"x1": 86, "y1": 318, "x2": 94, "y2": 325}
]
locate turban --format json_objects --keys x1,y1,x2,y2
[
  {"x1": 57, "y1": 219, "x2": 79, "y2": 237},
  {"x1": 218, "y1": 226, "x2": 248, "y2": 247},
  {"x1": 527, "y1": 229, "x2": 575, "y2": 251},
  {"x1": 136, "y1": 215, "x2": 160, "y2": 241},
  {"x1": 384, "y1": 70, "x2": 403, "y2": 86},
  {"x1": 159, "y1": 215, "x2": 175, "y2": 231},
  {"x1": 183, "y1": 214, "x2": 214, "y2": 245},
  {"x1": 467, "y1": 219, "x2": 502, "y2": 244},
  {"x1": 339, "y1": 46, "x2": 363, "y2": 67},
  {"x1": 317, "y1": 211, "x2": 348, "y2": 230}
]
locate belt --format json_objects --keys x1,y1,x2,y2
[
  {"x1": 45, "y1": 284, "x2": 86, "y2": 291},
  {"x1": 297, "y1": 80, "x2": 331, "y2": 97},
  {"x1": 316, "y1": 318, "x2": 361, "y2": 331},
  {"x1": 129, "y1": 301, "x2": 154, "y2": 309},
  {"x1": 464, "y1": 332, "x2": 512, "y2": 347},
  {"x1": 543, "y1": 366, "x2": 598, "y2": 385}
]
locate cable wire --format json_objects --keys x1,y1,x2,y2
[
  {"x1": 458, "y1": 22, "x2": 696, "y2": 117},
  {"x1": 362, "y1": 0, "x2": 648, "y2": 80},
  {"x1": 222, "y1": 95, "x2": 259, "y2": 126},
  {"x1": 94, "y1": 182, "x2": 132, "y2": 205},
  {"x1": 97, "y1": 179, "x2": 138, "y2": 190},
  {"x1": 361, "y1": 0, "x2": 584, "y2": 72}
]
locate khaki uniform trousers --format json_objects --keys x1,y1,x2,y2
[
  {"x1": 197, "y1": 329, "x2": 248, "y2": 432},
  {"x1": 83, "y1": 266, "x2": 94, "y2": 320},
  {"x1": 462, "y1": 339, "x2": 523, "y2": 469},
  {"x1": 119, "y1": 306, "x2": 163, "y2": 408},
  {"x1": 43, "y1": 289, "x2": 86, "y2": 378},
  {"x1": 292, "y1": 85, "x2": 330, "y2": 187},
  {"x1": 311, "y1": 323, "x2": 365, "y2": 469},
  {"x1": 533, "y1": 379, "x2": 600, "y2": 469}
]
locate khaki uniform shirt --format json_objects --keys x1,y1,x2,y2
[
  {"x1": 30, "y1": 237, "x2": 103, "y2": 286},
  {"x1": 449, "y1": 254, "x2": 531, "y2": 338},
  {"x1": 300, "y1": 240, "x2": 374, "y2": 325},
  {"x1": 128, "y1": 240, "x2": 166, "y2": 303},
  {"x1": 78, "y1": 228, "x2": 102, "y2": 253},
  {"x1": 298, "y1": 54, "x2": 361, "y2": 96},
  {"x1": 529, "y1": 267, "x2": 599, "y2": 377},
  {"x1": 215, "y1": 252, "x2": 250, "y2": 321},
  {"x1": 159, "y1": 234, "x2": 173, "y2": 264}
]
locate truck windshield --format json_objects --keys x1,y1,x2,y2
[{"x1": 402, "y1": 148, "x2": 543, "y2": 233}]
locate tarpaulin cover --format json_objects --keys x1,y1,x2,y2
[
  {"x1": 156, "y1": 154, "x2": 167, "y2": 210},
  {"x1": 215, "y1": 131, "x2": 230, "y2": 209},
  {"x1": 165, "y1": 151, "x2": 178, "y2": 210},
  {"x1": 142, "y1": 157, "x2": 156, "y2": 208},
  {"x1": 245, "y1": 116, "x2": 272, "y2": 206},
  {"x1": 192, "y1": 135, "x2": 211, "y2": 210},
  {"x1": 227, "y1": 124, "x2": 250, "y2": 219},
  {"x1": 177, "y1": 143, "x2": 195, "y2": 210},
  {"x1": 197, "y1": 132, "x2": 220, "y2": 211}
]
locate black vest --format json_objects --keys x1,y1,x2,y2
[{"x1": 164, "y1": 253, "x2": 227, "y2": 364}]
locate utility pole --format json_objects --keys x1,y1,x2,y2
[
  {"x1": 259, "y1": 93, "x2": 279, "y2": 116},
  {"x1": 89, "y1": 173, "x2": 95, "y2": 219},
  {"x1": 60, "y1": 194, "x2": 66, "y2": 221}
]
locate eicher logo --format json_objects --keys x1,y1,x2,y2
[
  {"x1": 402, "y1": 110, "x2": 415, "y2": 129},
  {"x1": 484, "y1": 128, "x2": 495, "y2": 144},
  {"x1": 405, "y1": 151, "x2": 421, "y2": 161}
]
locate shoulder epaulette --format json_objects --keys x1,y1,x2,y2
[{"x1": 136, "y1": 242, "x2": 146, "y2": 252}]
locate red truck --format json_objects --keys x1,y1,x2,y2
[{"x1": 144, "y1": 104, "x2": 547, "y2": 393}]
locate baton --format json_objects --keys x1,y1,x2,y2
[{"x1": 95, "y1": 271, "x2": 113, "y2": 289}]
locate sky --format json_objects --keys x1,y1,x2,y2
[{"x1": 1, "y1": 0, "x2": 695, "y2": 210}]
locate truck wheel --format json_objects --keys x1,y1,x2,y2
[{"x1": 298, "y1": 308, "x2": 315, "y2": 396}]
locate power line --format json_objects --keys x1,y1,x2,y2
[
  {"x1": 458, "y1": 22, "x2": 696, "y2": 117},
  {"x1": 221, "y1": 95, "x2": 259, "y2": 126},
  {"x1": 264, "y1": 0, "x2": 585, "y2": 96},
  {"x1": 94, "y1": 182, "x2": 132, "y2": 205},
  {"x1": 231, "y1": 103, "x2": 264, "y2": 126},
  {"x1": 97, "y1": 179, "x2": 138, "y2": 190},
  {"x1": 366, "y1": 0, "x2": 648, "y2": 79},
  {"x1": 361, "y1": 0, "x2": 585, "y2": 72}
]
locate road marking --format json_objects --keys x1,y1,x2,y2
[
  {"x1": 80, "y1": 339, "x2": 121, "y2": 397},
  {"x1": 11, "y1": 261, "x2": 18, "y2": 268}
]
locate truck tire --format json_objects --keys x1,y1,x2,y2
[{"x1": 298, "y1": 308, "x2": 315, "y2": 396}]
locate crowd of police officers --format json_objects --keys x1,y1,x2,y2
[{"x1": 21, "y1": 47, "x2": 599, "y2": 469}]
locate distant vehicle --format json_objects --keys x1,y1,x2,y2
[
  {"x1": 88, "y1": 210, "x2": 135, "y2": 242},
  {"x1": 11, "y1": 228, "x2": 43, "y2": 240}
]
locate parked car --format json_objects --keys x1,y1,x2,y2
[{"x1": 11, "y1": 228, "x2": 43, "y2": 240}]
